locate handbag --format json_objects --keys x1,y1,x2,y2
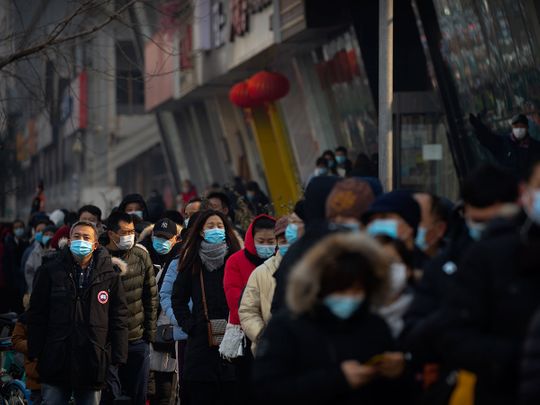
[
  {"x1": 153, "y1": 324, "x2": 175, "y2": 353},
  {"x1": 153, "y1": 266, "x2": 176, "y2": 354},
  {"x1": 200, "y1": 270, "x2": 227, "y2": 347}
]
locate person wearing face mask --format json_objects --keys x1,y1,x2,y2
[
  {"x1": 25, "y1": 224, "x2": 56, "y2": 295},
  {"x1": 363, "y1": 190, "x2": 424, "y2": 272},
  {"x1": 221, "y1": 215, "x2": 276, "y2": 402},
  {"x1": 375, "y1": 235, "x2": 415, "y2": 339},
  {"x1": 138, "y1": 218, "x2": 182, "y2": 270},
  {"x1": 145, "y1": 217, "x2": 183, "y2": 405},
  {"x1": 253, "y1": 233, "x2": 409, "y2": 405},
  {"x1": 27, "y1": 221, "x2": 128, "y2": 405},
  {"x1": 431, "y1": 166, "x2": 540, "y2": 405},
  {"x1": 271, "y1": 178, "x2": 340, "y2": 314},
  {"x1": 325, "y1": 178, "x2": 375, "y2": 232},
  {"x1": 4, "y1": 219, "x2": 29, "y2": 313},
  {"x1": 335, "y1": 146, "x2": 353, "y2": 177},
  {"x1": 306, "y1": 157, "x2": 331, "y2": 187},
  {"x1": 119, "y1": 193, "x2": 149, "y2": 221},
  {"x1": 171, "y1": 210, "x2": 241, "y2": 404},
  {"x1": 239, "y1": 216, "x2": 289, "y2": 355},
  {"x1": 105, "y1": 212, "x2": 158, "y2": 405},
  {"x1": 413, "y1": 193, "x2": 450, "y2": 258},
  {"x1": 469, "y1": 113, "x2": 540, "y2": 180}
]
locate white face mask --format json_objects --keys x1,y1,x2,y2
[
  {"x1": 115, "y1": 234, "x2": 135, "y2": 250},
  {"x1": 513, "y1": 128, "x2": 527, "y2": 140},
  {"x1": 389, "y1": 263, "x2": 408, "y2": 297}
]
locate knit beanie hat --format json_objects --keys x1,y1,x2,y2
[
  {"x1": 325, "y1": 178, "x2": 375, "y2": 221},
  {"x1": 363, "y1": 190, "x2": 421, "y2": 234}
]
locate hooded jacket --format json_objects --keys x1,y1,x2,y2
[
  {"x1": 110, "y1": 244, "x2": 158, "y2": 342},
  {"x1": 271, "y1": 177, "x2": 340, "y2": 313},
  {"x1": 27, "y1": 247, "x2": 128, "y2": 390},
  {"x1": 118, "y1": 193, "x2": 149, "y2": 221},
  {"x1": 223, "y1": 214, "x2": 275, "y2": 325},
  {"x1": 253, "y1": 233, "x2": 409, "y2": 405}
]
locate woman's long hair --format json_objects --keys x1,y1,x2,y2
[{"x1": 177, "y1": 210, "x2": 241, "y2": 274}]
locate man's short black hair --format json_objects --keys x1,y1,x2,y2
[
  {"x1": 78, "y1": 205, "x2": 102, "y2": 222},
  {"x1": 13, "y1": 219, "x2": 24, "y2": 227},
  {"x1": 316, "y1": 157, "x2": 328, "y2": 167},
  {"x1": 106, "y1": 212, "x2": 133, "y2": 233},
  {"x1": 336, "y1": 146, "x2": 347, "y2": 154},
  {"x1": 252, "y1": 216, "x2": 276, "y2": 235},
  {"x1": 246, "y1": 181, "x2": 261, "y2": 192},
  {"x1": 462, "y1": 164, "x2": 519, "y2": 208},
  {"x1": 429, "y1": 194, "x2": 450, "y2": 224},
  {"x1": 206, "y1": 192, "x2": 230, "y2": 210},
  {"x1": 187, "y1": 197, "x2": 202, "y2": 205}
]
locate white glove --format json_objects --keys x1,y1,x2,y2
[{"x1": 219, "y1": 323, "x2": 245, "y2": 360}]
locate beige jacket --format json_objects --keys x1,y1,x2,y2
[{"x1": 239, "y1": 253, "x2": 282, "y2": 355}]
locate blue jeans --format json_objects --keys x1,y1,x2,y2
[
  {"x1": 119, "y1": 339, "x2": 150, "y2": 405},
  {"x1": 41, "y1": 384, "x2": 101, "y2": 405}
]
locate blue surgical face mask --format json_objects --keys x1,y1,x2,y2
[
  {"x1": 278, "y1": 244, "x2": 289, "y2": 257},
  {"x1": 415, "y1": 226, "x2": 428, "y2": 251},
  {"x1": 336, "y1": 155, "x2": 346, "y2": 165},
  {"x1": 14, "y1": 228, "x2": 24, "y2": 238},
  {"x1": 152, "y1": 236, "x2": 172, "y2": 255},
  {"x1": 34, "y1": 231, "x2": 43, "y2": 243},
  {"x1": 70, "y1": 239, "x2": 94, "y2": 258},
  {"x1": 315, "y1": 168, "x2": 328, "y2": 177},
  {"x1": 323, "y1": 295, "x2": 364, "y2": 320},
  {"x1": 467, "y1": 220, "x2": 486, "y2": 241},
  {"x1": 285, "y1": 223, "x2": 299, "y2": 244},
  {"x1": 42, "y1": 235, "x2": 52, "y2": 246},
  {"x1": 255, "y1": 244, "x2": 275, "y2": 259},
  {"x1": 128, "y1": 210, "x2": 144, "y2": 219},
  {"x1": 367, "y1": 219, "x2": 399, "y2": 239},
  {"x1": 204, "y1": 228, "x2": 226, "y2": 244}
]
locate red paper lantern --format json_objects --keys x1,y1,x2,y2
[
  {"x1": 247, "y1": 71, "x2": 290, "y2": 103},
  {"x1": 229, "y1": 81, "x2": 259, "y2": 108}
]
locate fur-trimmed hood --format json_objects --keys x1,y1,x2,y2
[{"x1": 286, "y1": 232, "x2": 390, "y2": 315}]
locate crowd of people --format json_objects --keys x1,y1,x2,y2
[{"x1": 2, "y1": 115, "x2": 540, "y2": 405}]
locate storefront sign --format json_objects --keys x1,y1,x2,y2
[
  {"x1": 212, "y1": 1, "x2": 226, "y2": 48},
  {"x1": 230, "y1": 0, "x2": 272, "y2": 41}
]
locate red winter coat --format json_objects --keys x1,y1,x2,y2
[{"x1": 224, "y1": 214, "x2": 274, "y2": 325}]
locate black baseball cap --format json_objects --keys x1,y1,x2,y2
[{"x1": 153, "y1": 218, "x2": 178, "y2": 239}]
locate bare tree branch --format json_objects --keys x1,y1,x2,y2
[{"x1": 0, "y1": 0, "x2": 138, "y2": 71}]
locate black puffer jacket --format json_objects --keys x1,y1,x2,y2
[
  {"x1": 440, "y1": 218, "x2": 540, "y2": 405},
  {"x1": 110, "y1": 244, "x2": 158, "y2": 342},
  {"x1": 27, "y1": 247, "x2": 128, "y2": 390},
  {"x1": 253, "y1": 305, "x2": 408, "y2": 405}
]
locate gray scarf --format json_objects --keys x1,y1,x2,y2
[{"x1": 199, "y1": 241, "x2": 228, "y2": 271}]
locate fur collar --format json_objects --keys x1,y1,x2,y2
[
  {"x1": 138, "y1": 224, "x2": 154, "y2": 243},
  {"x1": 111, "y1": 257, "x2": 128, "y2": 275},
  {"x1": 286, "y1": 233, "x2": 390, "y2": 315}
]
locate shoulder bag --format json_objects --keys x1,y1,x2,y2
[{"x1": 200, "y1": 270, "x2": 227, "y2": 347}]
